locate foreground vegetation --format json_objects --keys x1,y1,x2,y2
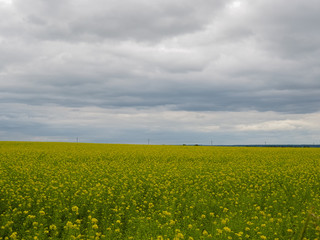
[{"x1": 1, "y1": 142, "x2": 320, "y2": 239}]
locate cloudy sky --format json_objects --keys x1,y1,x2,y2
[{"x1": 1, "y1": 0, "x2": 320, "y2": 145}]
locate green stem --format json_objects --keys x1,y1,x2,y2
[{"x1": 297, "y1": 208, "x2": 313, "y2": 240}]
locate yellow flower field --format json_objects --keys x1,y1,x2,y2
[{"x1": 1, "y1": 142, "x2": 320, "y2": 239}]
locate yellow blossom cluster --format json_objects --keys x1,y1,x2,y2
[{"x1": 1, "y1": 142, "x2": 320, "y2": 239}]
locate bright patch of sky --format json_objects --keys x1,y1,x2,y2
[
  {"x1": 0, "y1": 0, "x2": 12, "y2": 5},
  {"x1": 228, "y1": 1, "x2": 242, "y2": 9}
]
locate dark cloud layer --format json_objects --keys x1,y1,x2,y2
[
  {"x1": 1, "y1": 0, "x2": 320, "y2": 143},
  {"x1": 11, "y1": 0, "x2": 225, "y2": 42}
]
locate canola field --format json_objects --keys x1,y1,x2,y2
[{"x1": 1, "y1": 142, "x2": 320, "y2": 240}]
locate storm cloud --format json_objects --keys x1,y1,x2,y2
[{"x1": 1, "y1": 0, "x2": 320, "y2": 144}]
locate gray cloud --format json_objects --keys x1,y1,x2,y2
[
  {"x1": 11, "y1": 0, "x2": 226, "y2": 42},
  {"x1": 250, "y1": 0, "x2": 320, "y2": 58},
  {"x1": 1, "y1": 103, "x2": 320, "y2": 144},
  {"x1": 1, "y1": 0, "x2": 320, "y2": 143}
]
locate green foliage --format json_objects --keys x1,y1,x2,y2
[{"x1": 1, "y1": 142, "x2": 320, "y2": 239}]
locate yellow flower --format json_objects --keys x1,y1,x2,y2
[
  {"x1": 50, "y1": 224, "x2": 57, "y2": 231},
  {"x1": 72, "y1": 206, "x2": 79, "y2": 212},
  {"x1": 65, "y1": 221, "x2": 74, "y2": 229},
  {"x1": 223, "y1": 226, "x2": 231, "y2": 232},
  {"x1": 92, "y1": 224, "x2": 98, "y2": 230},
  {"x1": 91, "y1": 218, "x2": 98, "y2": 224},
  {"x1": 163, "y1": 211, "x2": 171, "y2": 216},
  {"x1": 9, "y1": 232, "x2": 17, "y2": 240},
  {"x1": 176, "y1": 232, "x2": 184, "y2": 239}
]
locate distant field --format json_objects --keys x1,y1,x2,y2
[{"x1": 1, "y1": 142, "x2": 320, "y2": 239}]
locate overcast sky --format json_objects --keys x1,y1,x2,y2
[{"x1": 1, "y1": 0, "x2": 320, "y2": 145}]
